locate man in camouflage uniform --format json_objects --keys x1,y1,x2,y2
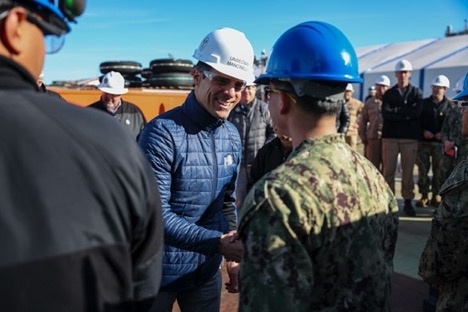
[
  {"x1": 238, "y1": 21, "x2": 399, "y2": 312},
  {"x1": 419, "y1": 72, "x2": 468, "y2": 311},
  {"x1": 415, "y1": 75, "x2": 453, "y2": 207},
  {"x1": 344, "y1": 83, "x2": 364, "y2": 150},
  {"x1": 440, "y1": 101, "x2": 468, "y2": 183},
  {"x1": 358, "y1": 75, "x2": 391, "y2": 171}
]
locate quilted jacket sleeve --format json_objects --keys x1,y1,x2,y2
[{"x1": 138, "y1": 118, "x2": 222, "y2": 256}]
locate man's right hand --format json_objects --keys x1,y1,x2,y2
[{"x1": 218, "y1": 231, "x2": 243, "y2": 262}]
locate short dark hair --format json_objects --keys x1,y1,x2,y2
[
  {"x1": 194, "y1": 61, "x2": 211, "y2": 73},
  {"x1": 271, "y1": 80, "x2": 342, "y2": 116}
]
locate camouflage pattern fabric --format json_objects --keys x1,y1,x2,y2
[
  {"x1": 238, "y1": 134, "x2": 399, "y2": 312},
  {"x1": 441, "y1": 104, "x2": 463, "y2": 147},
  {"x1": 416, "y1": 141, "x2": 443, "y2": 195},
  {"x1": 440, "y1": 105, "x2": 468, "y2": 182},
  {"x1": 419, "y1": 159, "x2": 468, "y2": 311}
]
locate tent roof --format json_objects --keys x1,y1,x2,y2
[{"x1": 356, "y1": 34, "x2": 468, "y2": 74}]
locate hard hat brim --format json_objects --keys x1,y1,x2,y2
[
  {"x1": 206, "y1": 62, "x2": 255, "y2": 84},
  {"x1": 454, "y1": 89, "x2": 468, "y2": 100},
  {"x1": 98, "y1": 86, "x2": 129, "y2": 95}
]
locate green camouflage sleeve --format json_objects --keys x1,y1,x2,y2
[
  {"x1": 238, "y1": 181, "x2": 317, "y2": 312},
  {"x1": 238, "y1": 135, "x2": 399, "y2": 311},
  {"x1": 419, "y1": 161, "x2": 468, "y2": 287}
]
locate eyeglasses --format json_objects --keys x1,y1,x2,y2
[
  {"x1": 0, "y1": 9, "x2": 66, "y2": 54},
  {"x1": 203, "y1": 70, "x2": 247, "y2": 92},
  {"x1": 263, "y1": 86, "x2": 280, "y2": 101}
]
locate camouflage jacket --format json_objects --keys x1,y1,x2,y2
[
  {"x1": 441, "y1": 102, "x2": 462, "y2": 145},
  {"x1": 238, "y1": 134, "x2": 399, "y2": 312},
  {"x1": 419, "y1": 159, "x2": 468, "y2": 311}
]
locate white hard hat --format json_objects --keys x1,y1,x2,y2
[
  {"x1": 395, "y1": 59, "x2": 413, "y2": 72},
  {"x1": 431, "y1": 75, "x2": 450, "y2": 88},
  {"x1": 345, "y1": 83, "x2": 354, "y2": 92},
  {"x1": 193, "y1": 27, "x2": 255, "y2": 83},
  {"x1": 375, "y1": 75, "x2": 391, "y2": 87},
  {"x1": 98, "y1": 71, "x2": 128, "y2": 95}
]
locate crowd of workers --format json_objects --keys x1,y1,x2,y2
[{"x1": 2, "y1": 0, "x2": 468, "y2": 311}]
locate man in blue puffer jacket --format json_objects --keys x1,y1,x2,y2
[{"x1": 138, "y1": 27, "x2": 256, "y2": 312}]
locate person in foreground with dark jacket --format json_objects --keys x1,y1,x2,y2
[
  {"x1": 228, "y1": 80, "x2": 275, "y2": 209},
  {"x1": 138, "y1": 27, "x2": 255, "y2": 312},
  {"x1": 247, "y1": 125, "x2": 293, "y2": 191},
  {"x1": 381, "y1": 59, "x2": 423, "y2": 217},
  {"x1": 0, "y1": 1, "x2": 163, "y2": 311}
]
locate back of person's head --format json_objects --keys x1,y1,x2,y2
[
  {"x1": 193, "y1": 27, "x2": 255, "y2": 83},
  {"x1": 255, "y1": 21, "x2": 361, "y2": 115}
]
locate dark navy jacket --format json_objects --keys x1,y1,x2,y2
[
  {"x1": 381, "y1": 83, "x2": 423, "y2": 140},
  {"x1": 0, "y1": 56, "x2": 163, "y2": 311},
  {"x1": 138, "y1": 92, "x2": 241, "y2": 291}
]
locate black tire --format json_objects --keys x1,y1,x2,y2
[
  {"x1": 148, "y1": 72, "x2": 193, "y2": 89},
  {"x1": 141, "y1": 68, "x2": 152, "y2": 79},
  {"x1": 122, "y1": 74, "x2": 142, "y2": 88},
  {"x1": 99, "y1": 61, "x2": 143, "y2": 75},
  {"x1": 150, "y1": 58, "x2": 193, "y2": 74}
]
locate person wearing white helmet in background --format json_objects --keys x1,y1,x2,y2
[
  {"x1": 415, "y1": 75, "x2": 454, "y2": 208},
  {"x1": 419, "y1": 72, "x2": 468, "y2": 312},
  {"x1": 138, "y1": 27, "x2": 254, "y2": 311},
  {"x1": 365, "y1": 85, "x2": 377, "y2": 101},
  {"x1": 358, "y1": 75, "x2": 391, "y2": 171},
  {"x1": 343, "y1": 83, "x2": 364, "y2": 150},
  {"x1": 381, "y1": 59, "x2": 423, "y2": 217},
  {"x1": 227, "y1": 77, "x2": 275, "y2": 209},
  {"x1": 88, "y1": 71, "x2": 146, "y2": 140}
]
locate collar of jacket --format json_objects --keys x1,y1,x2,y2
[
  {"x1": 0, "y1": 56, "x2": 40, "y2": 91},
  {"x1": 233, "y1": 97, "x2": 257, "y2": 114},
  {"x1": 183, "y1": 91, "x2": 225, "y2": 130}
]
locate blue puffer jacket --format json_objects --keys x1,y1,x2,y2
[{"x1": 138, "y1": 92, "x2": 241, "y2": 291}]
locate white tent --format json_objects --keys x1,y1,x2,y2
[{"x1": 353, "y1": 34, "x2": 468, "y2": 101}]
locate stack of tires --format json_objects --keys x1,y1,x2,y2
[
  {"x1": 99, "y1": 61, "x2": 143, "y2": 88},
  {"x1": 146, "y1": 58, "x2": 194, "y2": 90}
]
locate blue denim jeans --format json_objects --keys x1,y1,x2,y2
[{"x1": 151, "y1": 270, "x2": 222, "y2": 312}]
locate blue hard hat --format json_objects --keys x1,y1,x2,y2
[
  {"x1": 453, "y1": 73, "x2": 468, "y2": 100},
  {"x1": 256, "y1": 21, "x2": 362, "y2": 85},
  {"x1": 13, "y1": 0, "x2": 86, "y2": 35}
]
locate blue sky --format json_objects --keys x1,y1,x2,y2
[{"x1": 42, "y1": 0, "x2": 468, "y2": 84}]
